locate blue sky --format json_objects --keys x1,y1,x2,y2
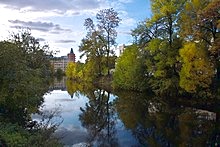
[{"x1": 0, "y1": 0, "x2": 151, "y2": 61}]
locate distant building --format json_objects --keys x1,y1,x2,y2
[
  {"x1": 118, "y1": 44, "x2": 125, "y2": 55},
  {"x1": 51, "y1": 56, "x2": 68, "y2": 72},
  {"x1": 68, "y1": 48, "x2": 76, "y2": 62},
  {"x1": 51, "y1": 48, "x2": 75, "y2": 72}
]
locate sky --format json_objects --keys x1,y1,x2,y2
[{"x1": 0, "y1": 0, "x2": 151, "y2": 61}]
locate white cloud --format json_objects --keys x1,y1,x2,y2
[
  {"x1": 0, "y1": 0, "x2": 109, "y2": 14},
  {"x1": 56, "y1": 39, "x2": 76, "y2": 43},
  {"x1": 121, "y1": 17, "x2": 136, "y2": 27},
  {"x1": 117, "y1": 10, "x2": 137, "y2": 28},
  {"x1": 118, "y1": 0, "x2": 133, "y2": 3}
]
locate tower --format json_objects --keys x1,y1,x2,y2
[{"x1": 67, "y1": 48, "x2": 75, "y2": 63}]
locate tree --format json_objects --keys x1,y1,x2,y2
[
  {"x1": 179, "y1": 42, "x2": 214, "y2": 93},
  {"x1": 0, "y1": 30, "x2": 52, "y2": 118},
  {"x1": 0, "y1": 30, "x2": 61, "y2": 146},
  {"x1": 150, "y1": 0, "x2": 185, "y2": 46},
  {"x1": 178, "y1": 0, "x2": 220, "y2": 95},
  {"x1": 79, "y1": 30, "x2": 106, "y2": 76},
  {"x1": 180, "y1": 0, "x2": 220, "y2": 79},
  {"x1": 55, "y1": 68, "x2": 64, "y2": 78},
  {"x1": 84, "y1": 8, "x2": 121, "y2": 75},
  {"x1": 65, "y1": 62, "x2": 77, "y2": 79},
  {"x1": 131, "y1": 19, "x2": 159, "y2": 48},
  {"x1": 65, "y1": 61, "x2": 85, "y2": 81},
  {"x1": 145, "y1": 0, "x2": 185, "y2": 96},
  {"x1": 79, "y1": 88, "x2": 118, "y2": 146},
  {"x1": 113, "y1": 45, "x2": 148, "y2": 91}
]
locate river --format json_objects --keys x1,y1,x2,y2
[{"x1": 32, "y1": 78, "x2": 220, "y2": 146}]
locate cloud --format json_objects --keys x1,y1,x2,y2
[
  {"x1": 36, "y1": 38, "x2": 46, "y2": 42},
  {"x1": 8, "y1": 20, "x2": 72, "y2": 34},
  {"x1": 118, "y1": 0, "x2": 133, "y2": 3},
  {"x1": 120, "y1": 17, "x2": 136, "y2": 27},
  {"x1": 56, "y1": 40, "x2": 76, "y2": 43},
  {"x1": 118, "y1": 30, "x2": 131, "y2": 35},
  {"x1": 0, "y1": 0, "x2": 108, "y2": 14}
]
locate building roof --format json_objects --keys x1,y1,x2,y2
[{"x1": 70, "y1": 48, "x2": 74, "y2": 54}]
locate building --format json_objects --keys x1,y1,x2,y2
[
  {"x1": 68, "y1": 48, "x2": 75, "y2": 62},
  {"x1": 51, "y1": 48, "x2": 75, "y2": 72},
  {"x1": 118, "y1": 44, "x2": 125, "y2": 56}
]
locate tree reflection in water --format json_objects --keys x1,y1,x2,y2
[
  {"x1": 115, "y1": 91, "x2": 220, "y2": 146},
  {"x1": 79, "y1": 89, "x2": 118, "y2": 146},
  {"x1": 66, "y1": 80, "x2": 220, "y2": 146},
  {"x1": 66, "y1": 80, "x2": 118, "y2": 146}
]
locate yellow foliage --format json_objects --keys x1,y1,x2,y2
[
  {"x1": 65, "y1": 62, "x2": 77, "y2": 79},
  {"x1": 179, "y1": 42, "x2": 214, "y2": 93},
  {"x1": 192, "y1": 0, "x2": 200, "y2": 9}
]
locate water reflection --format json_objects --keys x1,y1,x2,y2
[
  {"x1": 79, "y1": 89, "x2": 118, "y2": 146},
  {"x1": 46, "y1": 79, "x2": 220, "y2": 146},
  {"x1": 115, "y1": 91, "x2": 220, "y2": 146},
  {"x1": 65, "y1": 79, "x2": 118, "y2": 146},
  {"x1": 50, "y1": 77, "x2": 67, "y2": 91}
]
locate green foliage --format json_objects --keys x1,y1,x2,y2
[
  {"x1": 0, "y1": 36, "x2": 51, "y2": 117},
  {"x1": 0, "y1": 122, "x2": 62, "y2": 147},
  {"x1": 113, "y1": 45, "x2": 148, "y2": 91},
  {"x1": 79, "y1": 30, "x2": 106, "y2": 76},
  {"x1": 82, "y1": 8, "x2": 121, "y2": 76},
  {"x1": 145, "y1": 37, "x2": 181, "y2": 96},
  {"x1": 0, "y1": 30, "x2": 61, "y2": 146},
  {"x1": 179, "y1": 42, "x2": 214, "y2": 93},
  {"x1": 54, "y1": 68, "x2": 64, "y2": 77},
  {"x1": 82, "y1": 60, "x2": 99, "y2": 82},
  {"x1": 0, "y1": 123, "x2": 28, "y2": 147},
  {"x1": 142, "y1": 0, "x2": 186, "y2": 96}
]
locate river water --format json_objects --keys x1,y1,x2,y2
[{"x1": 33, "y1": 78, "x2": 220, "y2": 146}]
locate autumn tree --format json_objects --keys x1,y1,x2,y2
[
  {"x1": 145, "y1": 0, "x2": 185, "y2": 96},
  {"x1": 65, "y1": 62, "x2": 77, "y2": 79},
  {"x1": 180, "y1": 0, "x2": 219, "y2": 49},
  {"x1": 65, "y1": 61, "x2": 84, "y2": 80},
  {"x1": 179, "y1": 42, "x2": 214, "y2": 93},
  {"x1": 179, "y1": 0, "x2": 220, "y2": 94},
  {"x1": 83, "y1": 8, "x2": 121, "y2": 75}
]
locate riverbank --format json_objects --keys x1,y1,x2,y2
[{"x1": 94, "y1": 75, "x2": 113, "y2": 93}]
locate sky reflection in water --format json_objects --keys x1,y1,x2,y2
[
  {"x1": 38, "y1": 89, "x2": 138, "y2": 146},
  {"x1": 32, "y1": 79, "x2": 220, "y2": 147}
]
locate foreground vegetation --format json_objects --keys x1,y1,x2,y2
[{"x1": 0, "y1": 30, "x2": 62, "y2": 146}]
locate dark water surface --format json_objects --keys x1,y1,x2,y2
[{"x1": 33, "y1": 79, "x2": 220, "y2": 146}]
